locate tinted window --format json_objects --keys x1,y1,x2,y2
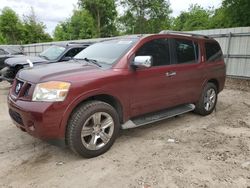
[
  {"x1": 65, "y1": 48, "x2": 84, "y2": 57},
  {"x1": 136, "y1": 38, "x2": 170, "y2": 66},
  {"x1": 174, "y1": 39, "x2": 199, "y2": 64},
  {"x1": 205, "y1": 42, "x2": 223, "y2": 62},
  {"x1": 75, "y1": 39, "x2": 137, "y2": 65}
]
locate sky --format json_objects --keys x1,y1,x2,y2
[{"x1": 0, "y1": 0, "x2": 222, "y2": 35}]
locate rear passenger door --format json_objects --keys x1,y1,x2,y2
[{"x1": 169, "y1": 38, "x2": 204, "y2": 104}]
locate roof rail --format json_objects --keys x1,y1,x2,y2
[
  {"x1": 159, "y1": 30, "x2": 211, "y2": 39},
  {"x1": 67, "y1": 41, "x2": 95, "y2": 46}
]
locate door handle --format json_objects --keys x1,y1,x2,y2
[{"x1": 166, "y1": 71, "x2": 176, "y2": 77}]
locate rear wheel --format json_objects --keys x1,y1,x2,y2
[
  {"x1": 66, "y1": 101, "x2": 120, "y2": 158},
  {"x1": 195, "y1": 83, "x2": 218, "y2": 116}
]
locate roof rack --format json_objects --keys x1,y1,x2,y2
[{"x1": 159, "y1": 30, "x2": 211, "y2": 39}]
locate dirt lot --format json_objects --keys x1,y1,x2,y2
[{"x1": 0, "y1": 79, "x2": 249, "y2": 188}]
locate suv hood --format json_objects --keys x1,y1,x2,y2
[
  {"x1": 17, "y1": 61, "x2": 102, "y2": 83},
  {"x1": 5, "y1": 56, "x2": 48, "y2": 67}
]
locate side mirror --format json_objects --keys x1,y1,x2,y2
[
  {"x1": 132, "y1": 56, "x2": 152, "y2": 68},
  {"x1": 62, "y1": 56, "x2": 72, "y2": 61}
]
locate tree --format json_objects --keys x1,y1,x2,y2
[
  {"x1": 119, "y1": 0, "x2": 172, "y2": 34},
  {"x1": 209, "y1": 7, "x2": 229, "y2": 29},
  {"x1": 54, "y1": 9, "x2": 96, "y2": 41},
  {"x1": 78, "y1": 0, "x2": 117, "y2": 37},
  {"x1": 172, "y1": 4, "x2": 211, "y2": 31},
  {"x1": 54, "y1": 21, "x2": 71, "y2": 41},
  {"x1": 69, "y1": 9, "x2": 96, "y2": 39},
  {"x1": 0, "y1": 7, "x2": 24, "y2": 44},
  {"x1": 0, "y1": 32, "x2": 7, "y2": 44},
  {"x1": 221, "y1": 0, "x2": 250, "y2": 27},
  {"x1": 0, "y1": 7, "x2": 52, "y2": 44},
  {"x1": 22, "y1": 8, "x2": 52, "y2": 44}
]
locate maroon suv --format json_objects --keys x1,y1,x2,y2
[{"x1": 8, "y1": 32, "x2": 226, "y2": 158}]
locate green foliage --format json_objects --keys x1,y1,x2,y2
[
  {"x1": 22, "y1": 8, "x2": 52, "y2": 44},
  {"x1": 1, "y1": 0, "x2": 250, "y2": 44},
  {"x1": 78, "y1": 0, "x2": 117, "y2": 37},
  {"x1": 0, "y1": 32, "x2": 7, "y2": 44},
  {"x1": 54, "y1": 9, "x2": 96, "y2": 41},
  {"x1": 209, "y1": 7, "x2": 229, "y2": 29},
  {"x1": 0, "y1": 7, "x2": 24, "y2": 44},
  {"x1": 221, "y1": 0, "x2": 250, "y2": 27},
  {"x1": 172, "y1": 4, "x2": 212, "y2": 31},
  {"x1": 0, "y1": 7, "x2": 51, "y2": 44},
  {"x1": 70, "y1": 9, "x2": 96, "y2": 39},
  {"x1": 119, "y1": 0, "x2": 172, "y2": 34},
  {"x1": 54, "y1": 21, "x2": 71, "y2": 41},
  {"x1": 172, "y1": 1, "x2": 250, "y2": 31}
]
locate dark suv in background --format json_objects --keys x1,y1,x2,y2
[
  {"x1": 8, "y1": 32, "x2": 225, "y2": 158},
  {"x1": 0, "y1": 42, "x2": 92, "y2": 83},
  {"x1": 0, "y1": 46, "x2": 25, "y2": 70}
]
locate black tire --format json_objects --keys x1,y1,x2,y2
[
  {"x1": 66, "y1": 100, "x2": 120, "y2": 158},
  {"x1": 195, "y1": 82, "x2": 218, "y2": 116}
]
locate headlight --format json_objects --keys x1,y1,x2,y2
[{"x1": 32, "y1": 81, "x2": 71, "y2": 102}]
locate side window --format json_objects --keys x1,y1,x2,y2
[
  {"x1": 174, "y1": 39, "x2": 199, "y2": 64},
  {"x1": 64, "y1": 48, "x2": 84, "y2": 58},
  {"x1": 205, "y1": 42, "x2": 223, "y2": 62},
  {"x1": 135, "y1": 38, "x2": 170, "y2": 66}
]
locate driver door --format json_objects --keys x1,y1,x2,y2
[{"x1": 130, "y1": 37, "x2": 179, "y2": 117}]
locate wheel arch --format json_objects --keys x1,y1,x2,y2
[
  {"x1": 207, "y1": 78, "x2": 219, "y2": 91},
  {"x1": 80, "y1": 94, "x2": 124, "y2": 124},
  {"x1": 60, "y1": 93, "x2": 125, "y2": 140},
  {"x1": 198, "y1": 78, "x2": 219, "y2": 103}
]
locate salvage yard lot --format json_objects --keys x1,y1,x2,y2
[{"x1": 0, "y1": 79, "x2": 249, "y2": 188}]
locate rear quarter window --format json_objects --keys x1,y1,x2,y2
[{"x1": 205, "y1": 42, "x2": 223, "y2": 62}]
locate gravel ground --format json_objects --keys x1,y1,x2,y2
[{"x1": 0, "y1": 79, "x2": 249, "y2": 188}]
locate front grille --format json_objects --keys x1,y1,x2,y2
[{"x1": 9, "y1": 109, "x2": 24, "y2": 126}]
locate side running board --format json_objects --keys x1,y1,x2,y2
[{"x1": 121, "y1": 104, "x2": 195, "y2": 129}]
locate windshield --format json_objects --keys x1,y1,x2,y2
[
  {"x1": 74, "y1": 39, "x2": 138, "y2": 65},
  {"x1": 39, "y1": 45, "x2": 66, "y2": 61},
  {"x1": 4, "y1": 47, "x2": 24, "y2": 55}
]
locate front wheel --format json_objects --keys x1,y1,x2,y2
[
  {"x1": 66, "y1": 101, "x2": 120, "y2": 158},
  {"x1": 195, "y1": 83, "x2": 218, "y2": 116}
]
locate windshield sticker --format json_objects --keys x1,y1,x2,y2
[{"x1": 117, "y1": 41, "x2": 133, "y2": 44}]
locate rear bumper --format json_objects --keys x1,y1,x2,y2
[{"x1": 7, "y1": 95, "x2": 66, "y2": 140}]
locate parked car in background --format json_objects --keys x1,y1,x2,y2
[
  {"x1": 7, "y1": 32, "x2": 226, "y2": 158},
  {"x1": 0, "y1": 42, "x2": 92, "y2": 83},
  {"x1": 0, "y1": 46, "x2": 24, "y2": 70}
]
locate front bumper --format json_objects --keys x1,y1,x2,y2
[
  {"x1": 8, "y1": 95, "x2": 66, "y2": 140},
  {"x1": 0, "y1": 75, "x2": 13, "y2": 83}
]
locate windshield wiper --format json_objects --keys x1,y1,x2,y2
[
  {"x1": 83, "y1": 58, "x2": 102, "y2": 67},
  {"x1": 38, "y1": 54, "x2": 49, "y2": 60},
  {"x1": 73, "y1": 57, "x2": 102, "y2": 67}
]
